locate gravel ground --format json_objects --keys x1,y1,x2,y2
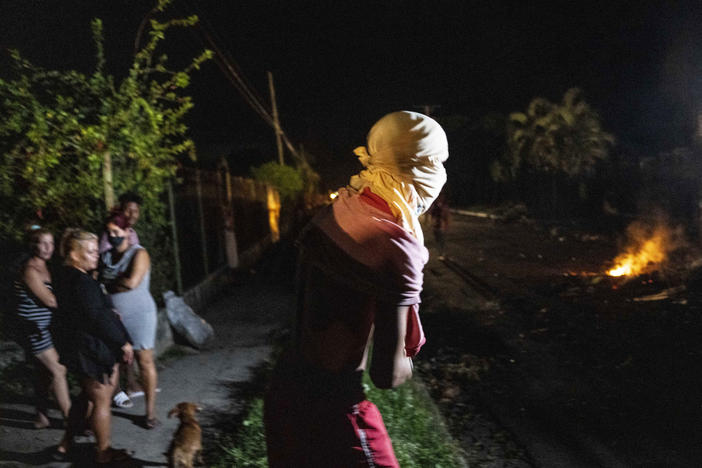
[{"x1": 419, "y1": 211, "x2": 702, "y2": 467}]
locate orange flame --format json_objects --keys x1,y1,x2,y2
[{"x1": 606, "y1": 222, "x2": 680, "y2": 277}]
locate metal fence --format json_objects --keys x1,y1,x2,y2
[{"x1": 170, "y1": 164, "x2": 280, "y2": 291}]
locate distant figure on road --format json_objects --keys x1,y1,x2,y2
[
  {"x1": 430, "y1": 189, "x2": 450, "y2": 259},
  {"x1": 13, "y1": 226, "x2": 71, "y2": 429},
  {"x1": 53, "y1": 229, "x2": 134, "y2": 463},
  {"x1": 264, "y1": 111, "x2": 448, "y2": 467}
]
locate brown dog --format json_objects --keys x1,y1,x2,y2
[{"x1": 167, "y1": 402, "x2": 203, "y2": 468}]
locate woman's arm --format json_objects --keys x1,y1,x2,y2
[
  {"x1": 112, "y1": 249, "x2": 150, "y2": 292},
  {"x1": 369, "y1": 304, "x2": 413, "y2": 389},
  {"x1": 23, "y1": 265, "x2": 57, "y2": 309},
  {"x1": 76, "y1": 275, "x2": 132, "y2": 348}
]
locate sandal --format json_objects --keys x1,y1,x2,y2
[
  {"x1": 112, "y1": 391, "x2": 134, "y2": 409},
  {"x1": 95, "y1": 447, "x2": 133, "y2": 464},
  {"x1": 126, "y1": 390, "x2": 144, "y2": 398},
  {"x1": 127, "y1": 387, "x2": 161, "y2": 399}
]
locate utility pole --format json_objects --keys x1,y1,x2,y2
[
  {"x1": 167, "y1": 180, "x2": 183, "y2": 295},
  {"x1": 102, "y1": 151, "x2": 115, "y2": 210},
  {"x1": 267, "y1": 71, "x2": 284, "y2": 165}
]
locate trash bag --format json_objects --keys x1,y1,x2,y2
[{"x1": 163, "y1": 290, "x2": 214, "y2": 349}]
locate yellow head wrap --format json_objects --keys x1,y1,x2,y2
[{"x1": 349, "y1": 111, "x2": 449, "y2": 243}]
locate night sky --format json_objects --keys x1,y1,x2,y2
[{"x1": 3, "y1": 0, "x2": 702, "y2": 189}]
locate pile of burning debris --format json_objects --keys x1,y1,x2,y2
[{"x1": 562, "y1": 219, "x2": 702, "y2": 303}]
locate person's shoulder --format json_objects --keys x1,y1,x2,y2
[
  {"x1": 23, "y1": 256, "x2": 42, "y2": 272},
  {"x1": 63, "y1": 267, "x2": 91, "y2": 285},
  {"x1": 385, "y1": 229, "x2": 428, "y2": 270},
  {"x1": 73, "y1": 270, "x2": 101, "y2": 296},
  {"x1": 133, "y1": 245, "x2": 149, "y2": 259},
  {"x1": 54, "y1": 266, "x2": 82, "y2": 293},
  {"x1": 131, "y1": 244, "x2": 148, "y2": 255}
]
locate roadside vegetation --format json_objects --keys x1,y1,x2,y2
[
  {"x1": 0, "y1": 0, "x2": 212, "y2": 298},
  {"x1": 210, "y1": 365, "x2": 464, "y2": 468}
]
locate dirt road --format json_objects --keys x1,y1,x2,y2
[{"x1": 419, "y1": 212, "x2": 702, "y2": 467}]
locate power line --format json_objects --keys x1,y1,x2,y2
[{"x1": 179, "y1": 0, "x2": 300, "y2": 161}]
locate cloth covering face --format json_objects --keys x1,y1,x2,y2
[
  {"x1": 349, "y1": 110, "x2": 449, "y2": 243},
  {"x1": 98, "y1": 228, "x2": 139, "y2": 254},
  {"x1": 264, "y1": 188, "x2": 429, "y2": 467}
]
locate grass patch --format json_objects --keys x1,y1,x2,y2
[
  {"x1": 211, "y1": 397, "x2": 268, "y2": 468},
  {"x1": 364, "y1": 374, "x2": 465, "y2": 467},
  {"x1": 210, "y1": 371, "x2": 464, "y2": 468}
]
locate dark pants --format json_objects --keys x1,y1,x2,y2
[{"x1": 264, "y1": 356, "x2": 399, "y2": 467}]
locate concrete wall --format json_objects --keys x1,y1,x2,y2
[{"x1": 154, "y1": 234, "x2": 276, "y2": 356}]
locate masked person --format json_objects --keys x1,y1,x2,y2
[
  {"x1": 98, "y1": 192, "x2": 141, "y2": 255},
  {"x1": 97, "y1": 193, "x2": 145, "y2": 409},
  {"x1": 100, "y1": 213, "x2": 159, "y2": 429},
  {"x1": 264, "y1": 111, "x2": 448, "y2": 467}
]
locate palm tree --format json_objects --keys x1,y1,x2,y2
[{"x1": 497, "y1": 88, "x2": 614, "y2": 216}]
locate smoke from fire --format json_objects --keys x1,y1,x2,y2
[{"x1": 606, "y1": 217, "x2": 686, "y2": 277}]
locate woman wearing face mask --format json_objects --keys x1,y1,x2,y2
[
  {"x1": 13, "y1": 226, "x2": 71, "y2": 429},
  {"x1": 98, "y1": 192, "x2": 141, "y2": 255},
  {"x1": 99, "y1": 213, "x2": 159, "y2": 429}
]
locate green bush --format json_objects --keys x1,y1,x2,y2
[
  {"x1": 250, "y1": 162, "x2": 304, "y2": 202},
  {"x1": 0, "y1": 0, "x2": 212, "y2": 298},
  {"x1": 213, "y1": 398, "x2": 268, "y2": 468}
]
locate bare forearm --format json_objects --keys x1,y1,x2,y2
[
  {"x1": 24, "y1": 270, "x2": 57, "y2": 308},
  {"x1": 372, "y1": 356, "x2": 412, "y2": 389},
  {"x1": 369, "y1": 305, "x2": 414, "y2": 389}
]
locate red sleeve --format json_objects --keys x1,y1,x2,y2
[{"x1": 405, "y1": 305, "x2": 426, "y2": 357}]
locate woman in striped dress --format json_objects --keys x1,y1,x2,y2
[{"x1": 14, "y1": 227, "x2": 71, "y2": 428}]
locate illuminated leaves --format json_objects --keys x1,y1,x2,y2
[
  {"x1": 0, "y1": 0, "x2": 211, "y2": 240},
  {"x1": 250, "y1": 162, "x2": 304, "y2": 201}
]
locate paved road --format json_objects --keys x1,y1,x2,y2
[{"x1": 0, "y1": 269, "x2": 293, "y2": 467}]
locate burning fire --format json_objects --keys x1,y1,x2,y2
[
  {"x1": 607, "y1": 237, "x2": 665, "y2": 276},
  {"x1": 606, "y1": 222, "x2": 680, "y2": 277}
]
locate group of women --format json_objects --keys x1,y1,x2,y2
[{"x1": 13, "y1": 205, "x2": 158, "y2": 464}]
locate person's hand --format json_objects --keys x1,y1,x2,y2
[{"x1": 121, "y1": 343, "x2": 134, "y2": 365}]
